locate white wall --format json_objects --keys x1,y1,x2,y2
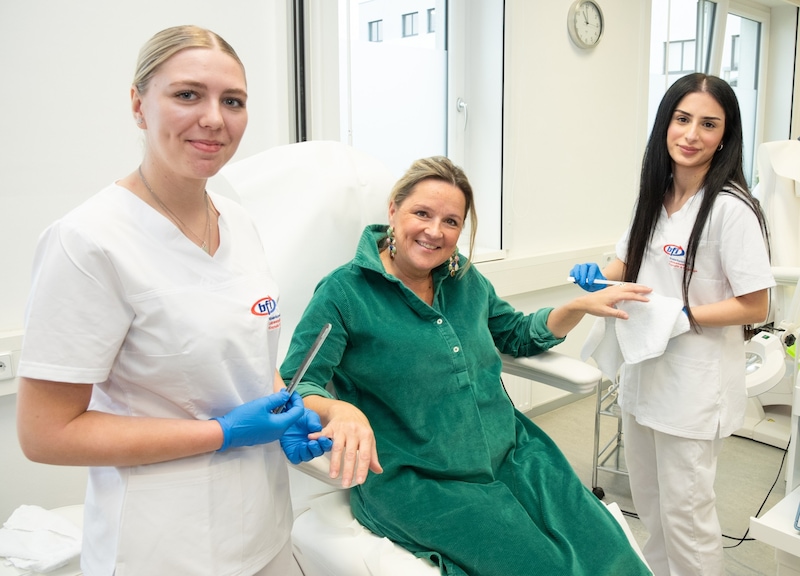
[{"x1": 501, "y1": 1, "x2": 651, "y2": 262}]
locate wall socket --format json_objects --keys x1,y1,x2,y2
[
  {"x1": 600, "y1": 252, "x2": 616, "y2": 267},
  {"x1": 0, "y1": 352, "x2": 14, "y2": 381}
]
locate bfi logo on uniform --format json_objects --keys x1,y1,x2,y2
[
  {"x1": 663, "y1": 244, "x2": 685, "y2": 257},
  {"x1": 251, "y1": 296, "x2": 276, "y2": 316}
]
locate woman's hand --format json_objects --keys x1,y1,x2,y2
[
  {"x1": 570, "y1": 262, "x2": 608, "y2": 292},
  {"x1": 574, "y1": 282, "x2": 653, "y2": 320},
  {"x1": 304, "y1": 396, "x2": 383, "y2": 488},
  {"x1": 280, "y1": 406, "x2": 333, "y2": 464},
  {"x1": 547, "y1": 282, "x2": 653, "y2": 337}
]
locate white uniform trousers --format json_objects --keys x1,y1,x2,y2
[{"x1": 622, "y1": 410, "x2": 723, "y2": 576}]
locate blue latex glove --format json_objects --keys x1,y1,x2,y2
[
  {"x1": 212, "y1": 390, "x2": 304, "y2": 452},
  {"x1": 280, "y1": 407, "x2": 334, "y2": 465},
  {"x1": 570, "y1": 262, "x2": 607, "y2": 292}
]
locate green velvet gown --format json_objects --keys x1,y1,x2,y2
[{"x1": 282, "y1": 225, "x2": 651, "y2": 576}]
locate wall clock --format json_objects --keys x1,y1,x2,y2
[{"x1": 567, "y1": 0, "x2": 604, "y2": 49}]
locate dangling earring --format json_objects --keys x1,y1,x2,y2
[
  {"x1": 387, "y1": 226, "x2": 397, "y2": 259},
  {"x1": 717, "y1": 143, "x2": 724, "y2": 152},
  {"x1": 448, "y1": 249, "x2": 460, "y2": 277}
]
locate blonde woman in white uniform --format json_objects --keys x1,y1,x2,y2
[
  {"x1": 16, "y1": 25, "x2": 330, "y2": 576},
  {"x1": 571, "y1": 73, "x2": 773, "y2": 575}
]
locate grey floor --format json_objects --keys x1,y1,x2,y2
[{"x1": 529, "y1": 393, "x2": 788, "y2": 575}]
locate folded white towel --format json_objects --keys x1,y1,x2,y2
[
  {"x1": 0, "y1": 505, "x2": 82, "y2": 573},
  {"x1": 615, "y1": 294, "x2": 690, "y2": 363},
  {"x1": 581, "y1": 293, "x2": 690, "y2": 380},
  {"x1": 581, "y1": 315, "x2": 624, "y2": 381}
]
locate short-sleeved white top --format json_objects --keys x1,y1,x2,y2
[
  {"x1": 616, "y1": 189, "x2": 774, "y2": 440},
  {"x1": 19, "y1": 184, "x2": 290, "y2": 575}
]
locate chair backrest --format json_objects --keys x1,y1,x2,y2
[
  {"x1": 753, "y1": 140, "x2": 800, "y2": 268},
  {"x1": 217, "y1": 140, "x2": 396, "y2": 361}
]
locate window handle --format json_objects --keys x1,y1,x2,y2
[{"x1": 456, "y1": 97, "x2": 468, "y2": 131}]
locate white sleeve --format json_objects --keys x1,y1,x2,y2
[
  {"x1": 718, "y1": 199, "x2": 774, "y2": 297},
  {"x1": 19, "y1": 220, "x2": 133, "y2": 383}
]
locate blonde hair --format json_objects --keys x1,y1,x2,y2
[
  {"x1": 389, "y1": 156, "x2": 478, "y2": 274},
  {"x1": 133, "y1": 25, "x2": 245, "y2": 94}
]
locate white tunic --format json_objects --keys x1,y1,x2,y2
[
  {"x1": 616, "y1": 189, "x2": 774, "y2": 440},
  {"x1": 19, "y1": 184, "x2": 291, "y2": 575}
]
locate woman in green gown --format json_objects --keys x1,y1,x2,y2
[{"x1": 282, "y1": 156, "x2": 653, "y2": 575}]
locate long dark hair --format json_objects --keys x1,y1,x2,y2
[{"x1": 623, "y1": 73, "x2": 769, "y2": 330}]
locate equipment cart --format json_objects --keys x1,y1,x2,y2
[{"x1": 592, "y1": 380, "x2": 628, "y2": 500}]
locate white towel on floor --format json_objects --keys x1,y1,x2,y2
[
  {"x1": 0, "y1": 505, "x2": 82, "y2": 573},
  {"x1": 581, "y1": 293, "x2": 690, "y2": 380}
]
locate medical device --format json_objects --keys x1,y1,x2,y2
[
  {"x1": 567, "y1": 277, "x2": 624, "y2": 286},
  {"x1": 276, "y1": 323, "x2": 331, "y2": 413}
]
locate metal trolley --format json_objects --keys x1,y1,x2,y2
[{"x1": 591, "y1": 380, "x2": 628, "y2": 500}]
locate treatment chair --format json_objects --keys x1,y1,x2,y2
[
  {"x1": 737, "y1": 140, "x2": 800, "y2": 449},
  {"x1": 217, "y1": 141, "x2": 647, "y2": 575}
]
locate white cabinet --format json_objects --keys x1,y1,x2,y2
[{"x1": 751, "y1": 380, "x2": 800, "y2": 574}]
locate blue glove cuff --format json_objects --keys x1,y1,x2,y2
[{"x1": 211, "y1": 416, "x2": 231, "y2": 452}]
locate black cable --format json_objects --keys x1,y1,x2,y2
[
  {"x1": 723, "y1": 440, "x2": 788, "y2": 549},
  {"x1": 613, "y1": 439, "x2": 788, "y2": 550}
]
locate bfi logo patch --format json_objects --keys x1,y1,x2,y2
[
  {"x1": 251, "y1": 296, "x2": 277, "y2": 316},
  {"x1": 663, "y1": 244, "x2": 685, "y2": 257}
]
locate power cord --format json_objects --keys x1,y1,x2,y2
[
  {"x1": 614, "y1": 439, "x2": 788, "y2": 549},
  {"x1": 722, "y1": 439, "x2": 788, "y2": 549}
]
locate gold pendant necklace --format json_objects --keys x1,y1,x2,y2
[{"x1": 138, "y1": 166, "x2": 211, "y2": 253}]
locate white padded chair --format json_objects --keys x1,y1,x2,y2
[{"x1": 217, "y1": 141, "x2": 647, "y2": 575}]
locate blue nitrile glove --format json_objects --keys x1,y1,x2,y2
[
  {"x1": 280, "y1": 407, "x2": 334, "y2": 465},
  {"x1": 212, "y1": 390, "x2": 304, "y2": 452},
  {"x1": 570, "y1": 263, "x2": 607, "y2": 292}
]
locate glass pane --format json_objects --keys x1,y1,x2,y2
[
  {"x1": 723, "y1": 13, "x2": 760, "y2": 186},
  {"x1": 682, "y1": 41, "x2": 695, "y2": 72},
  {"x1": 649, "y1": 0, "x2": 706, "y2": 128},
  {"x1": 346, "y1": 0, "x2": 447, "y2": 176}
]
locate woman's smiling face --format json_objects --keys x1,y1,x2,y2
[
  {"x1": 388, "y1": 178, "x2": 466, "y2": 279},
  {"x1": 666, "y1": 90, "x2": 726, "y2": 177},
  {"x1": 134, "y1": 47, "x2": 249, "y2": 180}
]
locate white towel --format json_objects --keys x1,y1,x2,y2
[
  {"x1": 581, "y1": 293, "x2": 690, "y2": 380},
  {"x1": 581, "y1": 315, "x2": 624, "y2": 381},
  {"x1": 0, "y1": 505, "x2": 82, "y2": 573}
]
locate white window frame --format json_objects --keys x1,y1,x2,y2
[{"x1": 710, "y1": 0, "x2": 770, "y2": 160}]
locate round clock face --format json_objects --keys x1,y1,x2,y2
[{"x1": 568, "y1": 0, "x2": 604, "y2": 49}]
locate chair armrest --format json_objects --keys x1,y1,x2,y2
[
  {"x1": 499, "y1": 351, "x2": 602, "y2": 395},
  {"x1": 292, "y1": 453, "x2": 345, "y2": 488}
]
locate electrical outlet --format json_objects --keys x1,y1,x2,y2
[
  {"x1": 0, "y1": 352, "x2": 14, "y2": 381},
  {"x1": 601, "y1": 252, "x2": 616, "y2": 267}
]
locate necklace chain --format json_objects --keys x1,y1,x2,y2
[{"x1": 138, "y1": 166, "x2": 212, "y2": 253}]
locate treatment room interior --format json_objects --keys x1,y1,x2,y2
[{"x1": 1, "y1": 0, "x2": 800, "y2": 574}]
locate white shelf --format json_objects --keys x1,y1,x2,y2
[{"x1": 751, "y1": 482, "x2": 800, "y2": 559}]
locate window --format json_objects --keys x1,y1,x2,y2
[
  {"x1": 402, "y1": 12, "x2": 418, "y2": 37},
  {"x1": 427, "y1": 8, "x2": 436, "y2": 33},
  {"x1": 664, "y1": 39, "x2": 696, "y2": 74},
  {"x1": 368, "y1": 19, "x2": 383, "y2": 42},
  {"x1": 302, "y1": 0, "x2": 505, "y2": 255},
  {"x1": 649, "y1": 0, "x2": 766, "y2": 185},
  {"x1": 722, "y1": 12, "x2": 762, "y2": 183}
]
